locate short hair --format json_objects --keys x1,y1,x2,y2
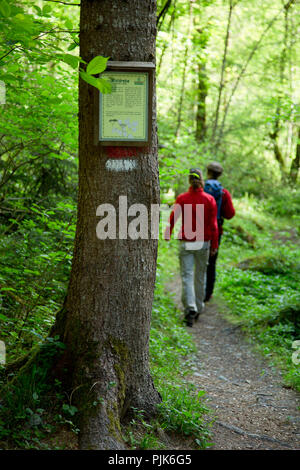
[{"x1": 207, "y1": 161, "x2": 223, "y2": 177}]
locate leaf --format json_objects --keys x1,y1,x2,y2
[
  {"x1": 67, "y1": 42, "x2": 77, "y2": 51},
  {"x1": 42, "y1": 5, "x2": 52, "y2": 16},
  {"x1": 86, "y1": 56, "x2": 109, "y2": 75},
  {"x1": 80, "y1": 70, "x2": 112, "y2": 94},
  {"x1": 13, "y1": 14, "x2": 35, "y2": 34},
  {"x1": 61, "y1": 53, "x2": 81, "y2": 70},
  {"x1": 0, "y1": 0, "x2": 11, "y2": 18},
  {"x1": 33, "y1": 5, "x2": 42, "y2": 16},
  {"x1": 98, "y1": 78, "x2": 112, "y2": 94},
  {"x1": 62, "y1": 404, "x2": 78, "y2": 416},
  {"x1": 0, "y1": 313, "x2": 10, "y2": 322},
  {"x1": 64, "y1": 19, "x2": 73, "y2": 30}
]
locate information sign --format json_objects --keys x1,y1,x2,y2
[{"x1": 96, "y1": 62, "x2": 154, "y2": 146}]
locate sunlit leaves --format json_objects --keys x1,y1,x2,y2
[
  {"x1": 42, "y1": 4, "x2": 52, "y2": 17},
  {"x1": 86, "y1": 55, "x2": 109, "y2": 75},
  {"x1": 79, "y1": 56, "x2": 112, "y2": 94},
  {"x1": 60, "y1": 53, "x2": 84, "y2": 69},
  {"x1": 0, "y1": 0, "x2": 79, "y2": 67},
  {"x1": 0, "y1": 0, "x2": 11, "y2": 18}
]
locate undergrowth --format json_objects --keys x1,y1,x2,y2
[
  {"x1": 0, "y1": 192, "x2": 298, "y2": 449},
  {"x1": 150, "y1": 276, "x2": 212, "y2": 449},
  {"x1": 216, "y1": 195, "x2": 300, "y2": 391},
  {"x1": 124, "y1": 241, "x2": 213, "y2": 450}
]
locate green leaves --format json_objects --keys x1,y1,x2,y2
[
  {"x1": 86, "y1": 56, "x2": 109, "y2": 75},
  {"x1": 61, "y1": 53, "x2": 83, "y2": 70},
  {"x1": 62, "y1": 404, "x2": 78, "y2": 417},
  {"x1": 79, "y1": 71, "x2": 111, "y2": 93},
  {"x1": 42, "y1": 5, "x2": 52, "y2": 17},
  {"x1": 0, "y1": 0, "x2": 11, "y2": 18},
  {"x1": 79, "y1": 55, "x2": 112, "y2": 94}
]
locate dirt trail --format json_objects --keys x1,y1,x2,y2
[{"x1": 169, "y1": 282, "x2": 300, "y2": 450}]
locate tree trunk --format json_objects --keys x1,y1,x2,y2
[
  {"x1": 211, "y1": 0, "x2": 234, "y2": 143},
  {"x1": 157, "y1": 11, "x2": 175, "y2": 76},
  {"x1": 50, "y1": 0, "x2": 161, "y2": 450},
  {"x1": 195, "y1": 61, "x2": 207, "y2": 142},
  {"x1": 175, "y1": 0, "x2": 193, "y2": 137},
  {"x1": 269, "y1": 1, "x2": 292, "y2": 179},
  {"x1": 289, "y1": 127, "x2": 300, "y2": 185}
]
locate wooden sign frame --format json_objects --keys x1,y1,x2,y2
[{"x1": 94, "y1": 61, "x2": 154, "y2": 147}]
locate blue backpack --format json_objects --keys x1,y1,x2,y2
[{"x1": 204, "y1": 179, "x2": 223, "y2": 222}]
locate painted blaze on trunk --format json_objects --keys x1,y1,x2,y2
[{"x1": 51, "y1": 0, "x2": 161, "y2": 450}]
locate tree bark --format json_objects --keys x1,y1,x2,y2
[
  {"x1": 289, "y1": 127, "x2": 300, "y2": 185},
  {"x1": 195, "y1": 61, "x2": 207, "y2": 142},
  {"x1": 175, "y1": 0, "x2": 193, "y2": 137},
  {"x1": 269, "y1": 0, "x2": 293, "y2": 179},
  {"x1": 50, "y1": 0, "x2": 161, "y2": 450},
  {"x1": 211, "y1": 0, "x2": 234, "y2": 144}
]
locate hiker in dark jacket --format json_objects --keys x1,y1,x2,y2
[{"x1": 204, "y1": 162, "x2": 235, "y2": 302}]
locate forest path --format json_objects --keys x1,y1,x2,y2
[{"x1": 168, "y1": 280, "x2": 300, "y2": 450}]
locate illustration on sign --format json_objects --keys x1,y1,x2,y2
[{"x1": 99, "y1": 71, "x2": 149, "y2": 142}]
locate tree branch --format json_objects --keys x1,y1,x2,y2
[
  {"x1": 0, "y1": 46, "x2": 20, "y2": 62},
  {"x1": 157, "y1": 0, "x2": 172, "y2": 28},
  {"x1": 0, "y1": 27, "x2": 79, "y2": 62},
  {"x1": 42, "y1": 0, "x2": 80, "y2": 6}
]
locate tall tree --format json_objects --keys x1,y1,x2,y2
[
  {"x1": 211, "y1": 0, "x2": 235, "y2": 144},
  {"x1": 289, "y1": 126, "x2": 300, "y2": 184},
  {"x1": 214, "y1": 0, "x2": 296, "y2": 154},
  {"x1": 175, "y1": 0, "x2": 193, "y2": 136},
  {"x1": 269, "y1": 0, "x2": 294, "y2": 178},
  {"x1": 193, "y1": 23, "x2": 209, "y2": 142},
  {"x1": 10, "y1": 0, "x2": 161, "y2": 451}
]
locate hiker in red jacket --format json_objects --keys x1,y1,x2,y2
[
  {"x1": 164, "y1": 168, "x2": 218, "y2": 327},
  {"x1": 204, "y1": 162, "x2": 235, "y2": 302}
]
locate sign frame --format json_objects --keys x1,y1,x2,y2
[{"x1": 94, "y1": 61, "x2": 154, "y2": 147}]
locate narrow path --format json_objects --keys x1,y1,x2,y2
[{"x1": 169, "y1": 282, "x2": 300, "y2": 450}]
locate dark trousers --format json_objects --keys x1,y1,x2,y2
[{"x1": 205, "y1": 234, "x2": 221, "y2": 302}]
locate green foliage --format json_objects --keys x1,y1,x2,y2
[
  {"x1": 0, "y1": 337, "x2": 79, "y2": 449},
  {"x1": 216, "y1": 194, "x2": 300, "y2": 391},
  {"x1": 262, "y1": 187, "x2": 300, "y2": 231},
  {"x1": 0, "y1": 201, "x2": 76, "y2": 361},
  {"x1": 79, "y1": 56, "x2": 112, "y2": 93},
  {"x1": 157, "y1": 0, "x2": 300, "y2": 194},
  {"x1": 86, "y1": 56, "x2": 109, "y2": 75},
  {"x1": 156, "y1": 384, "x2": 211, "y2": 448},
  {"x1": 121, "y1": 238, "x2": 214, "y2": 450},
  {"x1": 123, "y1": 408, "x2": 165, "y2": 450},
  {"x1": 0, "y1": 0, "x2": 79, "y2": 66},
  {"x1": 0, "y1": 0, "x2": 299, "y2": 451},
  {"x1": 147, "y1": 244, "x2": 213, "y2": 449}
]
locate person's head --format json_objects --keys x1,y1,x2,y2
[
  {"x1": 189, "y1": 168, "x2": 204, "y2": 189},
  {"x1": 207, "y1": 161, "x2": 223, "y2": 180}
]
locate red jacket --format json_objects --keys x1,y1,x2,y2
[
  {"x1": 164, "y1": 187, "x2": 219, "y2": 251},
  {"x1": 219, "y1": 188, "x2": 235, "y2": 235}
]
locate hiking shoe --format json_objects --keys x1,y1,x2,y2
[
  {"x1": 184, "y1": 317, "x2": 193, "y2": 327},
  {"x1": 184, "y1": 310, "x2": 197, "y2": 327},
  {"x1": 194, "y1": 303, "x2": 205, "y2": 321}
]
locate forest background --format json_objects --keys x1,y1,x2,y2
[{"x1": 0, "y1": 0, "x2": 299, "y2": 449}]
